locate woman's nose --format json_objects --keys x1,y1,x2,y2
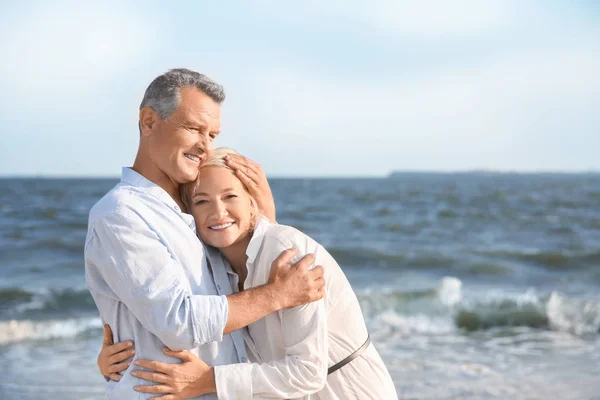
[{"x1": 211, "y1": 201, "x2": 227, "y2": 217}]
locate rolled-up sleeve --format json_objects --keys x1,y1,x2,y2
[
  {"x1": 85, "y1": 210, "x2": 228, "y2": 349},
  {"x1": 213, "y1": 237, "x2": 329, "y2": 399}
]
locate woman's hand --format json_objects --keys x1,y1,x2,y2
[
  {"x1": 132, "y1": 348, "x2": 216, "y2": 399},
  {"x1": 98, "y1": 324, "x2": 135, "y2": 381},
  {"x1": 224, "y1": 154, "x2": 276, "y2": 221}
]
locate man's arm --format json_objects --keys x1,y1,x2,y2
[
  {"x1": 224, "y1": 248, "x2": 323, "y2": 334},
  {"x1": 224, "y1": 154, "x2": 276, "y2": 221},
  {"x1": 86, "y1": 211, "x2": 226, "y2": 350},
  {"x1": 87, "y1": 210, "x2": 325, "y2": 351}
]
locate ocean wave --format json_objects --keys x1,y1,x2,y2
[
  {"x1": 328, "y1": 247, "x2": 458, "y2": 270},
  {"x1": 0, "y1": 317, "x2": 102, "y2": 345},
  {"x1": 0, "y1": 288, "x2": 96, "y2": 317},
  {"x1": 361, "y1": 277, "x2": 600, "y2": 336},
  {"x1": 0, "y1": 288, "x2": 33, "y2": 311},
  {"x1": 546, "y1": 292, "x2": 600, "y2": 336},
  {"x1": 328, "y1": 247, "x2": 405, "y2": 268},
  {"x1": 374, "y1": 309, "x2": 455, "y2": 335},
  {"x1": 456, "y1": 291, "x2": 600, "y2": 335},
  {"x1": 477, "y1": 249, "x2": 600, "y2": 269}
]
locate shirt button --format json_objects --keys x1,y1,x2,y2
[
  {"x1": 174, "y1": 205, "x2": 180, "y2": 211},
  {"x1": 217, "y1": 284, "x2": 222, "y2": 290},
  {"x1": 241, "y1": 357, "x2": 247, "y2": 363}
]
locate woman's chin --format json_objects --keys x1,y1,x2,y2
[{"x1": 201, "y1": 232, "x2": 236, "y2": 249}]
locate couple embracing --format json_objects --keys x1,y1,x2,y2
[{"x1": 85, "y1": 68, "x2": 397, "y2": 399}]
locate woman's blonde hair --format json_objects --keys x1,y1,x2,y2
[
  {"x1": 180, "y1": 147, "x2": 243, "y2": 209},
  {"x1": 201, "y1": 147, "x2": 240, "y2": 168}
]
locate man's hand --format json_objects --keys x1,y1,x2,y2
[
  {"x1": 132, "y1": 348, "x2": 216, "y2": 399},
  {"x1": 268, "y1": 248, "x2": 326, "y2": 309},
  {"x1": 223, "y1": 248, "x2": 325, "y2": 334},
  {"x1": 224, "y1": 154, "x2": 276, "y2": 221},
  {"x1": 98, "y1": 324, "x2": 135, "y2": 381}
]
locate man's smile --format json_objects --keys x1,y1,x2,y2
[{"x1": 184, "y1": 153, "x2": 202, "y2": 164}]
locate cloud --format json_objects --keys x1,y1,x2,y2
[
  {"x1": 256, "y1": 0, "x2": 520, "y2": 39},
  {"x1": 0, "y1": 1, "x2": 598, "y2": 176},
  {"x1": 0, "y1": 2, "x2": 160, "y2": 117}
]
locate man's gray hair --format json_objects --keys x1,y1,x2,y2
[{"x1": 140, "y1": 68, "x2": 226, "y2": 120}]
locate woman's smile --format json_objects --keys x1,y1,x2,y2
[{"x1": 208, "y1": 221, "x2": 236, "y2": 231}]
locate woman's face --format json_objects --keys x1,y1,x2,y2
[{"x1": 188, "y1": 166, "x2": 254, "y2": 249}]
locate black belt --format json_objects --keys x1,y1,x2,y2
[{"x1": 327, "y1": 334, "x2": 371, "y2": 375}]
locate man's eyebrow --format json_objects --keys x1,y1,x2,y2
[{"x1": 183, "y1": 118, "x2": 207, "y2": 127}]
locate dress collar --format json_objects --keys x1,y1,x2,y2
[{"x1": 245, "y1": 217, "x2": 271, "y2": 264}]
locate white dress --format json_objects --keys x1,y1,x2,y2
[{"x1": 213, "y1": 218, "x2": 398, "y2": 400}]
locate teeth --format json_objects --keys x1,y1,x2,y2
[
  {"x1": 184, "y1": 154, "x2": 200, "y2": 163},
  {"x1": 209, "y1": 222, "x2": 234, "y2": 230}
]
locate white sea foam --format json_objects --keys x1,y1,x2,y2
[
  {"x1": 373, "y1": 309, "x2": 455, "y2": 335},
  {"x1": 546, "y1": 291, "x2": 600, "y2": 336},
  {"x1": 0, "y1": 317, "x2": 102, "y2": 345},
  {"x1": 435, "y1": 276, "x2": 463, "y2": 307}
]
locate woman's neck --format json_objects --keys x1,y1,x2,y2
[{"x1": 220, "y1": 235, "x2": 252, "y2": 286}]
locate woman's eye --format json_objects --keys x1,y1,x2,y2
[
  {"x1": 225, "y1": 194, "x2": 237, "y2": 200},
  {"x1": 195, "y1": 199, "x2": 208, "y2": 205}
]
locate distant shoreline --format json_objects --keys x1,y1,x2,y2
[
  {"x1": 1, "y1": 170, "x2": 599, "y2": 180},
  {"x1": 388, "y1": 170, "x2": 600, "y2": 177}
]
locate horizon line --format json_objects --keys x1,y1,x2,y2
[{"x1": 1, "y1": 169, "x2": 600, "y2": 179}]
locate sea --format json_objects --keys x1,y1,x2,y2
[{"x1": 1, "y1": 173, "x2": 600, "y2": 400}]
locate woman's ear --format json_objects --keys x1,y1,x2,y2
[{"x1": 249, "y1": 197, "x2": 259, "y2": 230}]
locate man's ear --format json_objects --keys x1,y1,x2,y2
[{"x1": 139, "y1": 107, "x2": 158, "y2": 137}]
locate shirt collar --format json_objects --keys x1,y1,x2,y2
[
  {"x1": 246, "y1": 217, "x2": 271, "y2": 264},
  {"x1": 120, "y1": 167, "x2": 194, "y2": 225}
]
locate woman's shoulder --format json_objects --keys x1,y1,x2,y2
[{"x1": 260, "y1": 220, "x2": 318, "y2": 252}]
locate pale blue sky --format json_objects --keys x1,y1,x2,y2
[{"x1": 0, "y1": 1, "x2": 598, "y2": 177}]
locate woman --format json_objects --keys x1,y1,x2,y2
[{"x1": 99, "y1": 148, "x2": 398, "y2": 399}]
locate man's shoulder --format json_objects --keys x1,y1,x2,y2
[{"x1": 88, "y1": 183, "x2": 144, "y2": 225}]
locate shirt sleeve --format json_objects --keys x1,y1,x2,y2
[
  {"x1": 214, "y1": 234, "x2": 329, "y2": 399},
  {"x1": 85, "y1": 210, "x2": 228, "y2": 350}
]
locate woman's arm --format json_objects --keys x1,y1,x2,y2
[
  {"x1": 97, "y1": 324, "x2": 135, "y2": 381},
  {"x1": 132, "y1": 294, "x2": 328, "y2": 400}
]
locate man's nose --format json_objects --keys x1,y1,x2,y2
[
  {"x1": 204, "y1": 141, "x2": 214, "y2": 157},
  {"x1": 196, "y1": 133, "x2": 213, "y2": 155}
]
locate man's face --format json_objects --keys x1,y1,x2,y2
[{"x1": 145, "y1": 87, "x2": 221, "y2": 185}]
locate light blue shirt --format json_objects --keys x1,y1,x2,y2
[{"x1": 84, "y1": 167, "x2": 248, "y2": 400}]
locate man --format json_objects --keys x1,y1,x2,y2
[{"x1": 85, "y1": 68, "x2": 325, "y2": 399}]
